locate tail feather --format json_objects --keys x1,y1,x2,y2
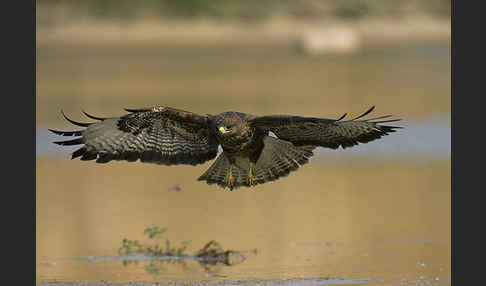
[
  {"x1": 198, "y1": 152, "x2": 231, "y2": 186},
  {"x1": 198, "y1": 136, "x2": 315, "y2": 190}
]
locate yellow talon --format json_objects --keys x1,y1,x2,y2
[
  {"x1": 226, "y1": 165, "x2": 235, "y2": 191},
  {"x1": 247, "y1": 162, "x2": 254, "y2": 186}
]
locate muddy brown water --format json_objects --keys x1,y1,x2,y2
[
  {"x1": 36, "y1": 37, "x2": 450, "y2": 285},
  {"x1": 36, "y1": 157, "x2": 450, "y2": 285}
]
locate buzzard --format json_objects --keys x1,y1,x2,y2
[{"x1": 50, "y1": 106, "x2": 402, "y2": 190}]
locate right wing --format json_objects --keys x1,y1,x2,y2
[
  {"x1": 249, "y1": 106, "x2": 402, "y2": 149},
  {"x1": 49, "y1": 106, "x2": 219, "y2": 165}
]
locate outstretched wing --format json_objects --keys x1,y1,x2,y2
[
  {"x1": 49, "y1": 106, "x2": 219, "y2": 165},
  {"x1": 249, "y1": 106, "x2": 402, "y2": 149}
]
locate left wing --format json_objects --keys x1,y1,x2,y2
[
  {"x1": 49, "y1": 106, "x2": 219, "y2": 165},
  {"x1": 248, "y1": 106, "x2": 402, "y2": 149}
]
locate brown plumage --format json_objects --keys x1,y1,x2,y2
[{"x1": 50, "y1": 106, "x2": 402, "y2": 190}]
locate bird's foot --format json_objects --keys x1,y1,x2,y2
[
  {"x1": 247, "y1": 163, "x2": 254, "y2": 187},
  {"x1": 226, "y1": 165, "x2": 235, "y2": 191}
]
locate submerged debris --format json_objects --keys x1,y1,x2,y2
[
  {"x1": 115, "y1": 225, "x2": 255, "y2": 277},
  {"x1": 196, "y1": 240, "x2": 247, "y2": 265},
  {"x1": 168, "y1": 184, "x2": 182, "y2": 192}
]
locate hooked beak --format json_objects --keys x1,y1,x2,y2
[{"x1": 219, "y1": 126, "x2": 230, "y2": 134}]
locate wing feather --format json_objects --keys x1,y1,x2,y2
[
  {"x1": 249, "y1": 106, "x2": 402, "y2": 149},
  {"x1": 50, "y1": 106, "x2": 218, "y2": 165}
]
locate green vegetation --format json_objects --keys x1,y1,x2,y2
[
  {"x1": 117, "y1": 225, "x2": 250, "y2": 276},
  {"x1": 118, "y1": 224, "x2": 191, "y2": 257},
  {"x1": 38, "y1": 0, "x2": 450, "y2": 24}
]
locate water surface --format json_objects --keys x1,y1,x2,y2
[{"x1": 36, "y1": 39, "x2": 450, "y2": 285}]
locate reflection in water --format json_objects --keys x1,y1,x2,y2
[
  {"x1": 140, "y1": 240, "x2": 253, "y2": 278},
  {"x1": 194, "y1": 240, "x2": 254, "y2": 277},
  {"x1": 124, "y1": 241, "x2": 252, "y2": 278},
  {"x1": 82, "y1": 225, "x2": 257, "y2": 278},
  {"x1": 86, "y1": 240, "x2": 254, "y2": 278}
]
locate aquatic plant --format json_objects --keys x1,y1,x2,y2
[
  {"x1": 117, "y1": 225, "x2": 253, "y2": 277},
  {"x1": 118, "y1": 224, "x2": 191, "y2": 257}
]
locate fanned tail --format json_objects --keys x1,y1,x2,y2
[
  {"x1": 198, "y1": 136, "x2": 315, "y2": 190},
  {"x1": 197, "y1": 152, "x2": 233, "y2": 188}
]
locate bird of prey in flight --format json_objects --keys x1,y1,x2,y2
[{"x1": 50, "y1": 106, "x2": 402, "y2": 190}]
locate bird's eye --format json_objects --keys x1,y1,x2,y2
[{"x1": 225, "y1": 126, "x2": 232, "y2": 130}]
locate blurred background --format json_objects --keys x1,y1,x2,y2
[{"x1": 36, "y1": 0, "x2": 450, "y2": 285}]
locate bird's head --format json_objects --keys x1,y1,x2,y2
[{"x1": 215, "y1": 112, "x2": 250, "y2": 139}]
